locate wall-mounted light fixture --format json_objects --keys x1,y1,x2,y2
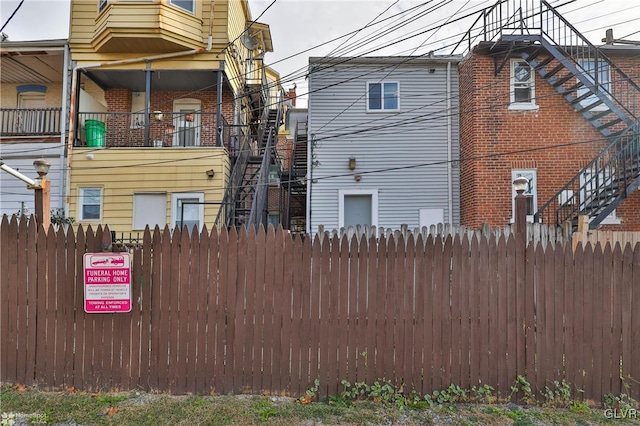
[
  {"x1": 153, "y1": 111, "x2": 163, "y2": 121},
  {"x1": 348, "y1": 157, "x2": 356, "y2": 170},
  {"x1": 206, "y1": 169, "x2": 215, "y2": 179}
]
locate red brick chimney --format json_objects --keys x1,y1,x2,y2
[{"x1": 286, "y1": 84, "x2": 297, "y2": 107}]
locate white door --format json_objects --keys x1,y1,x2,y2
[
  {"x1": 18, "y1": 93, "x2": 46, "y2": 133},
  {"x1": 171, "y1": 192, "x2": 204, "y2": 232},
  {"x1": 172, "y1": 99, "x2": 201, "y2": 146}
]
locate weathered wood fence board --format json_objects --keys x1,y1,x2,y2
[{"x1": 1, "y1": 215, "x2": 639, "y2": 403}]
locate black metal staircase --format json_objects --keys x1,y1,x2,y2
[
  {"x1": 455, "y1": 0, "x2": 640, "y2": 229},
  {"x1": 285, "y1": 120, "x2": 308, "y2": 234},
  {"x1": 214, "y1": 82, "x2": 283, "y2": 231}
]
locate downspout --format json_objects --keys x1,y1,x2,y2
[
  {"x1": 446, "y1": 61, "x2": 453, "y2": 225},
  {"x1": 144, "y1": 64, "x2": 152, "y2": 147},
  {"x1": 207, "y1": 0, "x2": 215, "y2": 51},
  {"x1": 60, "y1": 43, "x2": 70, "y2": 216},
  {"x1": 217, "y1": 62, "x2": 224, "y2": 147},
  {"x1": 307, "y1": 132, "x2": 313, "y2": 235}
]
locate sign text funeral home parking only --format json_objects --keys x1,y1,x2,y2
[{"x1": 83, "y1": 253, "x2": 132, "y2": 313}]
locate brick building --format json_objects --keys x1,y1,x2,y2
[{"x1": 457, "y1": 1, "x2": 640, "y2": 231}]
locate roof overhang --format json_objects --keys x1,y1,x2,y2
[{"x1": 247, "y1": 22, "x2": 273, "y2": 53}]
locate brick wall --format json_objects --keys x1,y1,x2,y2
[
  {"x1": 459, "y1": 47, "x2": 640, "y2": 231},
  {"x1": 103, "y1": 88, "x2": 234, "y2": 147}
]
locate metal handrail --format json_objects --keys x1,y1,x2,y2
[
  {"x1": 452, "y1": 0, "x2": 510, "y2": 56},
  {"x1": 247, "y1": 127, "x2": 275, "y2": 229},
  {"x1": 213, "y1": 132, "x2": 252, "y2": 229},
  {"x1": 454, "y1": 0, "x2": 639, "y2": 122},
  {"x1": 537, "y1": 0, "x2": 639, "y2": 122},
  {"x1": 75, "y1": 111, "x2": 223, "y2": 147},
  {"x1": 456, "y1": 0, "x2": 640, "y2": 227},
  {"x1": 285, "y1": 120, "x2": 308, "y2": 230},
  {"x1": 247, "y1": 88, "x2": 285, "y2": 229},
  {"x1": 534, "y1": 122, "x2": 640, "y2": 227}
]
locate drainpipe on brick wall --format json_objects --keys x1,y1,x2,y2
[{"x1": 446, "y1": 61, "x2": 453, "y2": 225}]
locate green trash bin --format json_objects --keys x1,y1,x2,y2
[{"x1": 85, "y1": 119, "x2": 106, "y2": 147}]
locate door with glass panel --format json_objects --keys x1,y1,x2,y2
[{"x1": 172, "y1": 99, "x2": 201, "y2": 146}]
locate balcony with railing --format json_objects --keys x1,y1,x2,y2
[
  {"x1": 0, "y1": 108, "x2": 62, "y2": 138},
  {"x1": 73, "y1": 111, "x2": 238, "y2": 151}
]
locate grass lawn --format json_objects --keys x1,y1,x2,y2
[{"x1": 2, "y1": 385, "x2": 639, "y2": 425}]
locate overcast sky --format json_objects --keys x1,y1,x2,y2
[{"x1": 2, "y1": 0, "x2": 639, "y2": 107}]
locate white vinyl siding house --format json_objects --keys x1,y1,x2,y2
[{"x1": 307, "y1": 56, "x2": 462, "y2": 235}]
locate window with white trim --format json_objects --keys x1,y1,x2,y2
[
  {"x1": 170, "y1": 0, "x2": 194, "y2": 13},
  {"x1": 509, "y1": 60, "x2": 537, "y2": 109},
  {"x1": 79, "y1": 188, "x2": 102, "y2": 221},
  {"x1": 511, "y1": 170, "x2": 537, "y2": 222},
  {"x1": 338, "y1": 189, "x2": 379, "y2": 229},
  {"x1": 171, "y1": 192, "x2": 204, "y2": 232},
  {"x1": 367, "y1": 81, "x2": 399, "y2": 112},
  {"x1": 98, "y1": 0, "x2": 107, "y2": 12},
  {"x1": 133, "y1": 193, "x2": 167, "y2": 230}
]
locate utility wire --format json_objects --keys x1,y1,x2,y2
[
  {"x1": 220, "y1": 0, "x2": 278, "y2": 55},
  {"x1": 6, "y1": 2, "x2": 640, "y2": 164},
  {"x1": 0, "y1": 0, "x2": 25, "y2": 33},
  {"x1": 3, "y1": 129, "x2": 632, "y2": 200}
]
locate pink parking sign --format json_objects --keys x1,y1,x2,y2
[{"x1": 83, "y1": 253, "x2": 132, "y2": 313}]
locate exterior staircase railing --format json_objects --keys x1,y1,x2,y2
[
  {"x1": 213, "y1": 132, "x2": 251, "y2": 229},
  {"x1": 285, "y1": 120, "x2": 308, "y2": 232},
  {"x1": 453, "y1": 0, "x2": 639, "y2": 122},
  {"x1": 214, "y1": 80, "x2": 284, "y2": 230},
  {"x1": 246, "y1": 87, "x2": 284, "y2": 229},
  {"x1": 247, "y1": 126, "x2": 276, "y2": 229},
  {"x1": 535, "y1": 123, "x2": 640, "y2": 227},
  {"x1": 454, "y1": 0, "x2": 640, "y2": 229}
]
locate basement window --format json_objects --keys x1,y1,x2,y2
[
  {"x1": 509, "y1": 60, "x2": 538, "y2": 111},
  {"x1": 79, "y1": 187, "x2": 102, "y2": 221}
]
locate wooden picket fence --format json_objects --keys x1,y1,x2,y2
[{"x1": 1, "y1": 215, "x2": 639, "y2": 403}]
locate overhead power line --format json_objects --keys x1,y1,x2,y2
[{"x1": 0, "y1": 0, "x2": 25, "y2": 33}]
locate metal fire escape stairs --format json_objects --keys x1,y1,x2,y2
[
  {"x1": 284, "y1": 120, "x2": 308, "y2": 234},
  {"x1": 214, "y1": 78, "x2": 284, "y2": 231},
  {"x1": 455, "y1": 0, "x2": 640, "y2": 230}
]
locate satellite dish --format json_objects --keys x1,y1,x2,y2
[{"x1": 240, "y1": 34, "x2": 256, "y2": 50}]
